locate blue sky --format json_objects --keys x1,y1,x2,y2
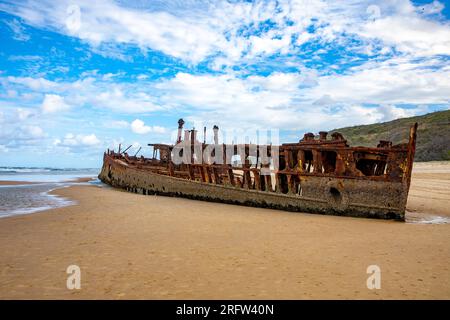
[{"x1": 0, "y1": 0, "x2": 449, "y2": 168}]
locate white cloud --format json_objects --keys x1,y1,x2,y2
[
  {"x1": 16, "y1": 108, "x2": 35, "y2": 120},
  {"x1": 1, "y1": 0, "x2": 224, "y2": 63},
  {"x1": 2, "y1": 53, "x2": 448, "y2": 134},
  {"x1": 307, "y1": 57, "x2": 450, "y2": 105},
  {"x1": 249, "y1": 34, "x2": 291, "y2": 57},
  {"x1": 2, "y1": 0, "x2": 449, "y2": 66},
  {"x1": 420, "y1": 0, "x2": 445, "y2": 15},
  {"x1": 131, "y1": 119, "x2": 166, "y2": 135},
  {"x1": 56, "y1": 133, "x2": 100, "y2": 146},
  {"x1": 376, "y1": 104, "x2": 418, "y2": 122},
  {"x1": 8, "y1": 55, "x2": 42, "y2": 61},
  {"x1": 154, "y1": 55, "x2": 449, "y2": 131},
  {"x1": 7, "y1": 76, "x2": 58, "y2": 91},
  {"x1": 3, "y1": 75, "x2": 163, "y2": 114},
  {"x1": 91, "y1": 86, "x2": 161, "y2": 113},
  {"x1": 24, "y1": 125, "x2": 45, "y2": 138},
  {"x1": 359, "y1": 16, "x2": 450, "y2": 56},
  {"x1": 80, "y1": 134, "x2": 101, "y2": 145},
  {"x1": 0, "y1": 117, "x2": 47, "y2": 149},
  {"x1": 0, "y1": 145, "x2": 9, "y2": 153},
  {"x1": 41, "y1": 94, "x2": 71, "y2": 113},
  {"x1": 131, "y1": 119, "x2": 151, "y2": 134},
  {"x1": 152, "y1": 126, "x2": 166, "y2": 134},
  {"x1": 136, "y1": 74, "x2": 149, "y2": 80}
]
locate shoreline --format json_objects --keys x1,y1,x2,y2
[
  {"x1": 0, "y1": 177, "x2": 96, "y2": 219},
  {"x1": 2, "y1": 161, "x2": 449, "y2": 220},
  {"x1": 0, "y1": 177, "x2": 96, "y2": 186},
  {"x1": 0, "y1": 180, "x2": 39, "y2": 186}
]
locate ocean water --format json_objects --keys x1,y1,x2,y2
[
  {"x1": 0, "y1": 167, "x2": 99, "y2": 182},
  {"x1": 0, "y1": 167, "x2": 100, "y2": 218}
]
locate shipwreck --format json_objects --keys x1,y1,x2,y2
[{"x1": 99, "y1": 119, "x2": 418, "y2": 221}]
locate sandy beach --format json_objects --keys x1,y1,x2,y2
[{"x1": 0, "y1": 162, "x2": 449, "y2": 299}]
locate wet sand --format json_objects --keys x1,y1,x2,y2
[
  {"x1": 60, "y1": 177, "x2": 96, "y2": 184},
  {"x1": 0, "y1": 181, "x2": 37, "y2": 186},
  {"x1": 0, "y1": 162, "x2": 449, "y2": 299}
]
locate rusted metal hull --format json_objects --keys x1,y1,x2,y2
[
  {"x1": 99, "y1": 153, "x2": 408, "y2": 220},
  {"x1": 99, "y1": 121, "x2": 418, "y2": 221}
]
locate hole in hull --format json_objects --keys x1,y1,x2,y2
[{"x1": 329, "y1": 187, "x2": 342, "y2": 204}]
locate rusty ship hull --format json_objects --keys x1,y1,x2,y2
[{"x1": 99, "y1": 121, "x2": 418, "y2": 221}]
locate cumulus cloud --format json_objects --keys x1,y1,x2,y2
[
  {"x1": 16, "y1": 108, "x2": 35, "y2": 120},
  {"x1": 91, "y1": 86, "x2": 161, "y2": 113},
  {"x1": 80, "y1": 134, "x2": 101, "y2": 146},
  {"x1": 0, "y1": 120, "x2": 47, "y2": 149},
  {"x1": 23, "y1": 125, "x2": 45, "y2": 139},
  {"x1": 359, "y1": 16, "x2": 450, "y2": 56},
  {"x1": 306, "y1": 57, "x2": 450, "y2": 105},
  {"x1": 55, "y1": 133, "x2": 101, "y2": 147},
  {"x1": 131, "y1": 119, "x2": 151, "y2": 134},
  {"x1": 3, "y1": 75, "x2": 163, "y2": 114},
  {"x1": 6, "y1": 76, "x2": 58, "y2": 91},
  {"x1": 41, "y1": 94, "x2": 71, "y2": 113},
  {"x1": 375, "y1": 104, "x2": 419, "y2": 122},
  {"x1": 131, "y1": 119, "x2": 166, "y2": 134},
  {"x1": 1, "y1": 52, "x2": 448, "y2": 134},
  {"x1": 154, "y1": 57, "x2": 449, "y2": 130}
]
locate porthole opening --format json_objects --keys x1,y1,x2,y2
[{"x1": 330, "y1": 187, "x2": 342, "y2": 204}]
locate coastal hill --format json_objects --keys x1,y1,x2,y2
[{"x1": 330, "y1": 110, "x2": 450, "y2": 162}]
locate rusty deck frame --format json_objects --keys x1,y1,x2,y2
[{"x1": 99, "y1": 121, "x2": 418, "y2": 220}]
